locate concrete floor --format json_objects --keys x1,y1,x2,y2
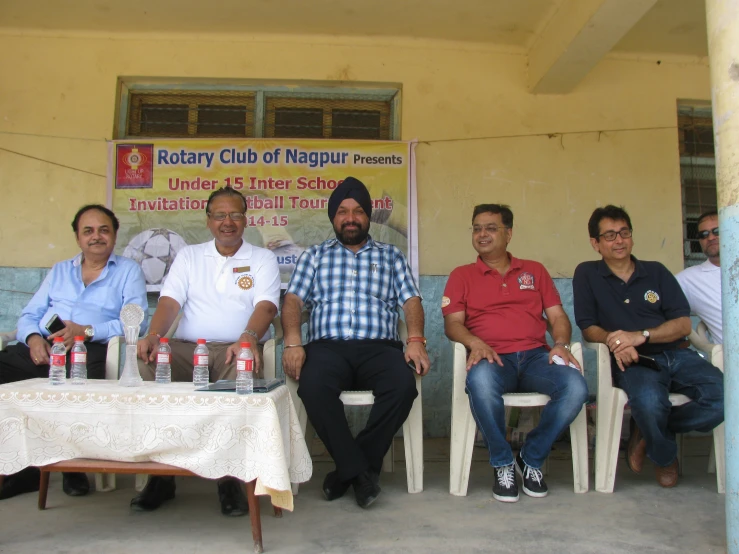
[{"x1": 0, "y1": 438, "x2": 726, "y2": 554}]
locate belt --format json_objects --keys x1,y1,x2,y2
[{"x1": 676, "y1": 340, "x2": 690, "y2": 350}]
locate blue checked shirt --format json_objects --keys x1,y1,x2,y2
[{"x1": 286, "y1": 236, "x2": 420, "y2": 342}]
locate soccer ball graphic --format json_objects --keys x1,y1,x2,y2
[{"x1": 122, "y1": 228, "x2": 188, "y2": 290}]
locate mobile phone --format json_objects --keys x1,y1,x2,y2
[
  {"x1": 638, "y1": 355, "x2": 661, "y2": 372},
  {"x1": 44, "y1": 314, "x2": 66, "y2": 334},
  {"x1": 407, "y1": 360, "x2": 417, "y2": 372}
]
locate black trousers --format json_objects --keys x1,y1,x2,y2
[
  {"x1": 297, "y1": 339, "x2": 418, "y2": 482},
  {"x1": 0, "y1": 341, "x2": 108, "y2": 385}
]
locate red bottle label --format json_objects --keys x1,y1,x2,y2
[
  {"x1": 51, "y1": 354, "x2": 66, "y2": 366},
  {"x1": 236, "y1": 359, "x2": 253, "y2": 372},
  {"x1": 157, "y1": 353, "x2": 171, "y2": 364},
  {"x1": 193, "y1": 355, "x2": 208, "y2": 366},
  {"x1": 71, "y1": 353, "x2": 87, "y2": 364}
]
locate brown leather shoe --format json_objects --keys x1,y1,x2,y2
[
  {"x1": 655, "y1": 460, "x2": 679, "y2": 488},
  {"x1": 626, "y1": 424, "x2": 647, "y2": 474}
]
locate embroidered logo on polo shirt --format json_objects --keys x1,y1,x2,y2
[
  {"x1": 237, "y1": 274, "x2": 254, "y2": 290},
  {"x1": 644, "y1": 290, "x2": 659, "y2": 303},
  {"x1": 518, "y1": 272, "x2": 535, "y2": 290},
  {"x1": 441, "y1": 296, "x2": 451, "y2": 308}
]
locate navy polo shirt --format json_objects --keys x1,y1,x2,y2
[{"x1": 573, "y1": 256, "x2": 690, "y2": 354}]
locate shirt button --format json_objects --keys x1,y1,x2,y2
[
  {"x1": 352, "y1": 310, "x2": 355, "y2": 313},
  {"x1": 624, "y1": 299, "x2": 630, "y2": 304},
  {"x1": 502, "y1": 283, "x2": 507, "y2": 287}
]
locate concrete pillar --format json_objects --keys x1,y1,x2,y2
[{"x1": 706, "y1": 1, "x2": 739, "y2": 551}]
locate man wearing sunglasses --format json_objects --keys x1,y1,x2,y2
[
  {"x1": 573, "y1": 205, "x2": 723, "y2": 488},
  {"x1": 134, "y1": 186, "x2": 280, "y2": 516},
  {"x1": 676, "y1": 211, "x2": 722, "y2": 344}
]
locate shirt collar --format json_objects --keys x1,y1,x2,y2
[
  {"x1": 597, "y1": 255, "x2": 647, "y2": 278},
  {"x1": 205, "y1": 238, "x2": 252, "y2": 259},
  {"x1": 700, "y1": 260, "x2": 720, "y2": 271},
  {"x1": 324, "y1": 234, "x2": 382, "y2": 252},
  {"x1": 475, "y1": 253, "x2": 522, "y2": 275},
  {"x1": 73, "y1": 253, "x2": 118, "y2": 267}
]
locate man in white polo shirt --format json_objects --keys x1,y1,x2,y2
[
  {"x1": 134, "y1": 186, "x2": 280, "y2": 517},
  {"x1": 676, "y1": 210, "x2": 722, "y2": 344}
]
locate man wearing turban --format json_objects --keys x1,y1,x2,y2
[{"x1": 282, "y1": 176, "x2": 430, "y2": 509}]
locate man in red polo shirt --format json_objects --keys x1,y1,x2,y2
[{"x1": 443, "y1": 204, "x2": 588, "y2": 503}]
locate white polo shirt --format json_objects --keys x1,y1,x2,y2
[
  {"x1": 676, "y1": 260, "x2": 722, "y2": 344},
  {"x1": 160, "y1": 239, "x2": 281, "y2": 343}
]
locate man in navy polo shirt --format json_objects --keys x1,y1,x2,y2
[
  {"x1": 573, "y1": 205, "x2": 724, "y2": 488},
  {"x1": 443, "y1": 204, "x2": 588, "y2": 503}
]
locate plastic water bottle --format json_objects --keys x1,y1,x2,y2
[
  {"x1": 236, "y1": 342, "x2": 254, "y2": 395},
  {"x1": 155, "y1": 338, "x2": 172, "y2": 384},
  {"x1": 70, "y1": 336, "x2": 87, "y2": 385},
  {"x1": 49, "y1": 337, "x2": 66, "y2": 386},
  {"x1": 193, "y1": 339, "x2": 209, "y2": 387}
]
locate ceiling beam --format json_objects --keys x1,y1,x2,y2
[{"x1": 528, "y1": 0, "x2": 658, "y2": 94}]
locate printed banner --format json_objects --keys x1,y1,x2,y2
[{"x1": 107, "y1": 139, "x2": 415, "y2": 291}]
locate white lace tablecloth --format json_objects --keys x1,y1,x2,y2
[{"x1": 0, "y1": 379, "x2": 312, "y2": 510}]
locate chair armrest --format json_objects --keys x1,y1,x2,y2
[
  {"x1": 688, "y1": 323, "x2": 717, "y2": 356},
  {"x1": 712, "y1": 344, "x2": 724, "y2": 372},
  {"x1": 582, "y1": 340, "x2": 614, "y2": 396},
  {"x1": 105, "y1": 336, "x2": 122, "y2": 380},
  {"x1": 570, "y1": 342, "x2": 585, "y2": 377},
  {"x1": 0, "y1": 329, "x2": 18, "y2": 350}
]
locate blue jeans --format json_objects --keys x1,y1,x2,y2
[
  {"x1": 466, "y1": 347, "x2": 589, "y2": 469},
  {"x1": 613, "y1": 348, "x2": 724, "y2": 467}
]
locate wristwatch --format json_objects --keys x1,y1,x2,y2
[
  {"x1": 84, "y1": 326, "x2": 95, "y2": 340},
  {"x1": 642, "y1": 330, "x2": 651, "y2": 344},
  {"x1": 554, "y1": 342, "x2": 571, "y2": 352},
  {"x1": 406, "y1": 336, "x2": 427, "y2": 347}
]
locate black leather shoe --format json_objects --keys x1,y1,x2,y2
[
  {"x1": 62, "y1": 472, "x2": 90, "y2": 497},
  {"x1": 218, "y1": 478, "x2": 249, "y2": 517},
  {"x1": 322, "y1": 470, "x2": 351, "y2": 501},
  {"x1": 0, "y1": 467, "x2": 40, "y2": 500},
  {"x1": 353, "y1": 471, "x2": 381, "y2": 509},
  {"x1": 130, "y1": 476, "x2": 176, "y2": 512}
]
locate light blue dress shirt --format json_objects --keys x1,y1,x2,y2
[{"x1": 16, "y1": 253, "x2": 148, "y2": 345}]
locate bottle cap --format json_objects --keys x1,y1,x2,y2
[
  {"x1": 160, "y1": 337, "x2": 169, "y2": 343},
  {"x1": 53, "y1": 337, "x2": 63, "y2": 342},
  {"x1": 74, "y1": 336, "x2": 85, "y2": 341},
  {"x1": 240, "y1": 342, "x2": 251, "y2": 348},
  {"x1": 197, "y1": 339, "x2": 206, "y2": 344}
]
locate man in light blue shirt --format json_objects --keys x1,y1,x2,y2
[{"x1": 0, "y1": 204, "x2": 147, "y2": 500}]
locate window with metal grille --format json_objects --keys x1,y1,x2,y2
[
  {"x1": 126, "y1": 90, "x2": 255, "y2": 138},
  {"x1": 677, "y1": 105, "x2": 717, "y2": 268},
  {"x1": 263, "y1": 97, "x2": 390, "y2": 139},
  {"x1": 127, "y1": 91, "x2": 256, "y2": 138},
  {"x1": 119, "y1": 83, "x2": 397, "y2": 140}
]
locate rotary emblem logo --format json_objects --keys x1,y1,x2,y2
[
  {"x1": 644, "y1": 290, "x2": 660, "y2": 303},
  {"x1": 441, "y1": 296, "x2": 451, "y2": 308},
  {"x1": 518, "y1": 272, "x2": 535, "y2": 290},
  {"x1": 237, "y1": 275, "x2": 254, "y2": 290}
]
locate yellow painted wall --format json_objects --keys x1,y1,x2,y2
[{"x1": 0, "y1": 31, "x2": 710, "y2": 276}]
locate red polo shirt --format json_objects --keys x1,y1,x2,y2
[{"x1": 442, "y1": 255, "x2": 562, "y2": 354}]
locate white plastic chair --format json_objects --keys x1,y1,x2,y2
[
  {"x1": 688, "y1": 321, "x2": 725, "y2": 491},
  {"x1": 585, "y1": 339, "x2": 725, "y2": 493},
  {"x1": 280, "y1": 315, "x2": 424, "y2": 494},
  {"x1": 449, "y1": 341, "x2": 589, "y2": 496},
  {"x1": 0, "y1": 329, "x2": 124, "y2": 492}
]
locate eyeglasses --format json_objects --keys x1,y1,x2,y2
[
  {"x1": 471, "y1": 224, "x2": 509, "y2": 234},
  {"x1": 208, "y1": 212, "x2": 246, "y2": 221},
  {"x1": 697, "y1": 227, "x2": 719, "y2": 240},
  {"x1": 598, "y1": 229, "x2": 633, "y2": 242}
]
